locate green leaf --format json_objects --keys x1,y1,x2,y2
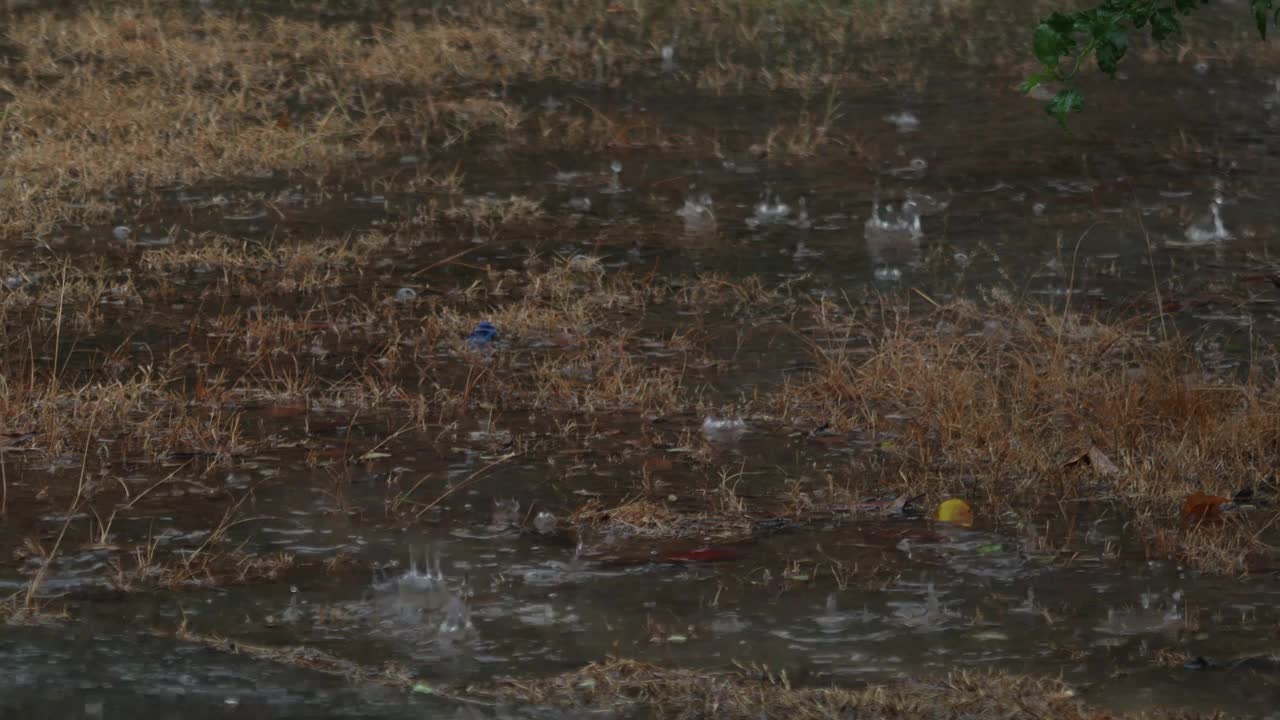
[
  {"x1": 1045, "y1": 10, "x2": 1077, "y2": 35},
  {"x1": 1046, "y1": 88, "x2": 1083, "y2": 128},
  {"x1": 1020, "y1": 71, "x2": 1048, "y2": 94},
  {"x1": 1033, "y1": 16, "x2": 1076, "y2": 70},
  {"x1": 1253, "y1": 0, "x2": 1276, "y2": 38},
  {"x1": 1095, "y1": 27, "x2": 1129, "y2": 76},
  {"x1": 1149, "y1": 8, "x2": 1181, "y2": 42},
  {"x1": 412, "y1": 683, "x2": 435, "y2": 695}
]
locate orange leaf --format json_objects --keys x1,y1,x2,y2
[
  {"x1": 642, "y1": 457, "x2": 673, "y2": 473},
  {"x1": 1181, "y1": 492, "x2": 1227, "y2": 523},
  {"x1": 261, "y1": 404, "x2": 306, "y2": 418}
]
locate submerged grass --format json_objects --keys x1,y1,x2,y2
[
  {"x1": 3, "y1": 245, "x2": 1279, "y2": 575},
  {"x1": 473, "y1": 657, "x2": 1212, "y2": 720},
  {"x1": 159, "y1": 631, "x2": 1213, "y2": 720}
]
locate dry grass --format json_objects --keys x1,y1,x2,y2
[
  {"x1": 4, "y1": 241, "x2": 1277, "y2": 576},
  {"x1": 4, "y1": 0, "x2": 1268, "y2": 238},
  {"x1": 108, "y1": 546, "x2": 294, "y2": 592},
  {"x1": 774, "y1": 295, "x2": 1280, "y2": 572},
  {"x1": 471, "y1": 657, "x2": 1213, "y2": 720},
  {"x1": 170, "y1": 624, "x2": 421, "y2": 689},
  {"x1": 0, "y1": 253, "x2": 747, "y2": 490},
  {"x1": 569, "y1": 497, "x2": 752, "y2": 541},
  {"x1": 150, "y1": 633, "x2": 1215, "y2": 719},
  {"x1": 3, "y1": 4, "x2": 1278, "y2": 620}
]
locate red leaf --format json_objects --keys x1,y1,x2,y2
[
  {"x1": 642, "y1": 456, "x2": 673, "y2": 473},
  {"x1": 661, "y1": 547, "x2": 737, "y2": 563},
  {"x1": 261, "y1": 404, "x2": 306, "y2": 418},
  {"x1": 1181, "y1": 492, "x2": 1228, "y2": 524}
]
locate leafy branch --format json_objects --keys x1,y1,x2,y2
[{"x1": 1026, "y1": 0, "x2": 1279, "y2": 126}]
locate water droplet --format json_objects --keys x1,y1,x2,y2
[
  {"x1": 1184, "y1": 195, "x2": 1231, "y2": 243},
  {"x1": 746, "y1": 191, "x2": 791, "y2": 228},
  {"x1": 534, "y1": 510, "x2": 558, "y2": 535},
  {"x1": 676, "y1": 193, "x2": 715, "y2": 231},
  {"x1": 701, "y1": 416, "x2": 746, "y2": 443},
  {"x1": 874, "y1": 265, "x2": 903, "y2": 282},
  {"x1": 883, "y1": 110, "x2": 920, "y2": 132}
]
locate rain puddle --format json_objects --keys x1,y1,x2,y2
[{"x1": 4, "y1": 1, "x2": 1280, "y2": 718}]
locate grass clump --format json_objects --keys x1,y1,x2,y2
[
  {"x1": 472, "y1": 657, "x2": 1211, "y2": 720},
  {"x1": 151, "y1": 634, "x2": 1214, "y2": 719},
  {"x1": 775, "y1": 296, "x2": 1280, "y2": 572}
]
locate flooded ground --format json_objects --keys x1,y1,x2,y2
[{"x1": 4, "y1": 1, "x2": 1280, "y2": 718}]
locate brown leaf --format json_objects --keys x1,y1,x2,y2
[
  {"x1": 642, "y1": 457, "x2": 673, "y2": 473},
  {"x1": 0, "y1": 432, "x2": 36, "y2": 450},
  {"x1": 1086, "y1": 446, "x2": 1120, "y2": 476},
  {"x1": 261, "y1": 404, "x2": 306, "y2": 418},
  {"x1": 1182, "y1": 492, "x2": 1228, "y2": 524}
]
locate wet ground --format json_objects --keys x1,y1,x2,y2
[{"x1": 5, "y1": 1, "x2": 1280, "y2": 718}]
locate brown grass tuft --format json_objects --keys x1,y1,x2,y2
[
  {"x1": 471, "y1": 657, "x2": 1209, "y2": 720},
  {"x1": 775, "y1": 297, "x2": 1280, "y2": 572}
]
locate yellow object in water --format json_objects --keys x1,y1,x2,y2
[{"x1": 935, "y1": 498, "x2": 974, "y2": 527}]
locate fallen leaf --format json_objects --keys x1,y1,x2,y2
[
  {"x1": 856, "y1": 493, "x2": 924, "y2": 517},
  {"x1": 936, "y1": 498, "x2": 974, "y2": 527},
  {"x1": 1086, "y1": 447, "x2": 1120, "y2": 476},
  {"x1": 0, "y1": 432, "x2": 36, "y2": 450},
  {"x1": 260, "y1": 404, "x2": 305, "y2": 418},
  {"x1": 1181, "y1": 492, "x2": 1228, "y2": 524},
  {"x1": 642, "y1": 456, "x2": 673, "y2": 473},
  {"x1": 887, "y1": 493, "x2": 925, "y2": 517},
  {"x1": 1063, "y1": 445, "x2": 1120, "y2": 477},
  {"x1": 661, "y1": 547, "x2": 737, "y2": 563}
]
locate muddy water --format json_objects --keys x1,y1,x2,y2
[
  {"x1": 7, "y1": 2, "x2": 1280, "y2": 718},
  {"x1": 7, "y1": 456, "x2": 1280, "y2": 712},
  {"x1": 8, "y1": 426, "x2": 1280, "y2": 718}
]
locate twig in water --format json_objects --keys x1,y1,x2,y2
[
  {"x1": 415, "y1": 453, "x2": 517, "y2": 518},
  {"x1": 411, "y1": 245, "x2": 486, "y2": 277},
  {"x1": 120, "y1": 460, "x2": 191, "y2": 509},
  {"x1": 25, "y1": 414, "x2": 96, "y2": 609},
  {"x1": 184, "y1": 489, "x2": 269, "y2": 568}
]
